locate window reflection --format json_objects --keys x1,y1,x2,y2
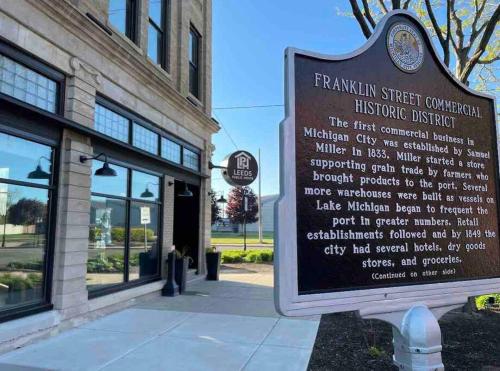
[
  {"x1": 147, "y1": 24, "x2": 161, "y2": 65},
  {"x1": 161, "y1": 138, "x2": 181, "y2": 164},
  {"x1": 133, "y1": 124, "x2": 159, "y2": 155},
  {"x1": 128, "y1": 202, "x2": 159, "y2": 280},
  {"x1": 91, "y1": 160, "x2": 127, "y2": 197},
  {"x1": 0, "y1": 184, "x2": 48, "y2": 308},
  {"x1": 131, "y1": 170, "x2": 160, "y2": 200},
  {"x1": 94, "y1": 104, "x2": 129, "y2": 143},
  {"x1": 183, "y1": 148, "x2": 200, "y2": 171},
  {"x1": 0, "y1": 132, "x2": 53, "y2": 186},
  {"x1": 88, "y1": 165, "x2": 161, "y2": 293},
  {"x1": 109, "y1": 0, "x2": 127, "y2": 34},
  {"x1": 0, "y1": 54, "x2": 57, "y2": 113},
  {"x1": 87, "y1": 196, "x2": 126, "y2": 291}
]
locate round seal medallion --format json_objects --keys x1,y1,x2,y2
[{"x1": 387, "y1": 23, "x2": 424, "y2": 73}]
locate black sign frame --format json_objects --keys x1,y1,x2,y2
[{"x1": 274, "y1": 10, "x2": 500, "y2": 317}]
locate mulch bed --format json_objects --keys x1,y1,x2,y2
[{"x1": 308, "y1": 310, "x2": 500, "y2": 371}]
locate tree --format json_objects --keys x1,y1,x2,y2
[
  {"x1": 346, "y1": 0, "x2": 499, "y2": 88},
  {"x1": 7, "y1": 198, "x2": 46, "y2": 226},
  {"x1": 209, "y1": 190, "x2": 221, "y2": 225},
  {"x1": 226, "y1": 187, "x2": 259, "y2": 226}
]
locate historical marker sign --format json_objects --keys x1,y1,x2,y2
[
  {"x1": 275, "y1": 11, "x2": 500, "y2": 316},
  {"x1": 221, "y1": 150, "x2": 258, "y2": 187}
]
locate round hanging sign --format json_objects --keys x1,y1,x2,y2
[{"x1": 221, "y1": 150, "x2": 258, "y2": 187}]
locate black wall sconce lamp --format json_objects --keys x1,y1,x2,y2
[
  {"x1": 79, "y1": 153, "x2": 117, "y2": 177},
  {"x1": 28, "y1": 156, "x2": 52, "y2": 180},
  {"x1": 178, "y1": 181, "x2": 193, "y2": 197}
]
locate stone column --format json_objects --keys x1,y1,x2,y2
[
  {"x1": 51, "y1": 58, "x2": 100, "y2": 320},
  {"x1": 198, "y1": 140, "x2": 213, "y2": 275}
]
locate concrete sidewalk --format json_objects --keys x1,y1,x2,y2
[{"x1": 0, "y1": 264, "x2": 319, "y2": 371}]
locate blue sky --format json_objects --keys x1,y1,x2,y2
[{"x1": 211, "y1": 0, "x2": 365, "y2": 198}]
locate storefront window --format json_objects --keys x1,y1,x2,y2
[
  {"x1": 87, "y1": 162, "x2": 161, "y2": 294},
  {"x1": 128, "y1": 202, "x2": 159, "y2": 280},
  {"x1": 0, "y1": 132, "x2": 54, "y2": 314},
  {"x1": 91, "y1": 160, "x2": 128, "y2": 197},
  {"x1": 131, "y1": 170, "x2": 160, "y2": 200}
]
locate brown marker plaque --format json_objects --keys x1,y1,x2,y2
[{"x1": 292, "y1": 15, "x2": 500, "y2": 295}]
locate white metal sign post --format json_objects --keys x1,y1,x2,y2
[
  {"x1": 275, "y1": 10, "x2": 500, "y2": 371},
  {"x1": 141, "y1": 206, "x2": 150, "y2": 250}
]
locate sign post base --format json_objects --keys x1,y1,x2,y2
[{"x1": 359, "y1": 299, "x2": 467, "y2": 371}]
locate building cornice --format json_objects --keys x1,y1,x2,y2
[{"x1": 22, "y1": 0, "x2": 219, "y2": 135}]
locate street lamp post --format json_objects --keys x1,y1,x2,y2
[
  {"x1": 242, "y1": 188, "x2": 248, "y2": 251},
  {"x1": 216, "y1": 192, "x2": 227, "y2": 219}
]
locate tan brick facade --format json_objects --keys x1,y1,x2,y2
[{"x1": 0, "y1": 0, "x2": 217, "y2": 351}]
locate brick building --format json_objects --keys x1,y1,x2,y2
[{"x1": 0, "y1": 0, "x2": 217, "y2": 350}]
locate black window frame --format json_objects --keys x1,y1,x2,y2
[
  {"x1": 0, "y1": 38, "x2": 65, "y2": 115},
  {"x1": 88, "y1": 158, "x2": 163, "y2": 298},
  {"x1": 147, "y1": 0, "x2": 170, "y2": 71},
  {"x1": 95, "y1": 95, "x2": 201, "y2": 172},
  {"x1": 0, "y1": 126, "x2": 60, "y2": 324},
  {"x1": 108, "y1": 0, "x2": 139, "y2": 43},
  {"x1": 189, "y1": 25, "x2": 201, "y2": 99},
  {"x1": 0, "y1": 40, "x2": 63, "y2": 323}
]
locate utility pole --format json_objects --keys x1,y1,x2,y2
[{"x1": 258, "y1": 148, "x2": 263, "y2": 244}]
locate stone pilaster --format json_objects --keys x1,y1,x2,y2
[
  {"x1": 65, "y1": 57, "x2": 101, "y2": 128},
  {"x1": 198, "y1": 140, "x2": 213, "y2": 275},
  {"x1": 52, "y1": 132, "x2": 92, "y2": 319},
  {"x1": 52, "y1": 57, "x2": 100, "y2": 319}
]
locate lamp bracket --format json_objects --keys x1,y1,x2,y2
[{"x1": 80, "y1": 153, "x2": 108, "y2": 164}]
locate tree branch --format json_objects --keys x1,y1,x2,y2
[
  {"x1": 362, "y1": 0, "x2": 377, "y2": 29},
  {"x1": 425, "y1": 0, "x2": 446, "y2": 49},
  {"x1": 392, "y1": 0, "x2": 401, "y2": 9},
  {"x1": 469, "y1": 0, "x2": 488, "y2": 46},
  {"x1": 377, "y1": 0, "x2": 389, "y2": 13},
  {"x1": 460, "y1": 3, "x2": 500, "y2": 82},
  {"x1": 471, "y1": 0, "x2": 487, "y2": 36},
  {"x1": 349, "y1": 0, "x2": 372, "y2": 38},
  {"x1": 450, "y1": 1, "x2": 464, "y2": 50},
  {"x1": 478, "y1": 55, "x2": 500, "y2": 65},
  {"x1": 403, "y1": 0, "x2": 412, "y2": 9},
  {"x1": 443, "y1": 0, "x2": 451, "y2": 66}
]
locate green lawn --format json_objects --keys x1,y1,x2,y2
[{"x1": 211, "y1": 231, "x2": 274, "y2": 245}]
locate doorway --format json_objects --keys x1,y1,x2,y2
[{"x1": 173, "y1": 181, "x2": 200, "y2": 270}]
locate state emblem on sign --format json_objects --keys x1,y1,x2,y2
[{"x1": 387, "y1": 22, "x2": 424, "y2": 73}]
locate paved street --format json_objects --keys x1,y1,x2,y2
[{"x1": 0, "y1": 264, "x2": 319, "y2": 371}]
